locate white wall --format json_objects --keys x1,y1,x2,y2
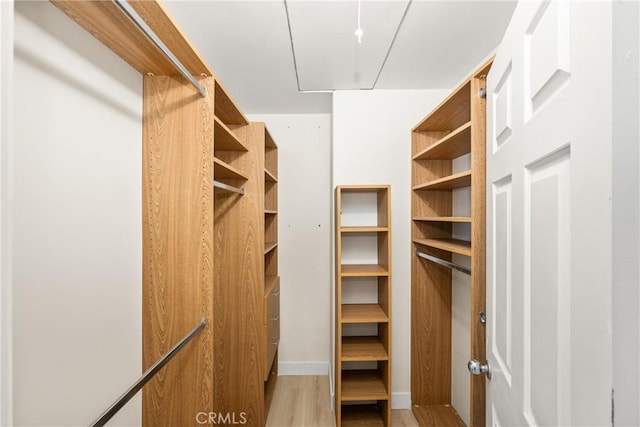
[
  {"x1": 332, "y1": 89, "x2": 450, "y2": 409},
  {"x1": 247, "y1": 113, "x2": 333, "y2": 375},
  {"x1": 13, "y1": 3, "x2": 142, "y2": 426},
  {"x1": 451, "y1": 155, "x2": 471, "y2": 425},
  {"x1": 0, "y1": 1, "x2": 14, "y2": 424},
  {"x1": 612, "y1": 1, "x2": 640, "y2": 425}
]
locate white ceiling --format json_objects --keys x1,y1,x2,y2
[{"x1": 163, "y1": 0, "x2": 517, "y2": 114}]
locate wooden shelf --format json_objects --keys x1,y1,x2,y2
[
  {"x1": 413, "y1": 81, "x2": 471, "y2": 131},
  {"x1": 413, "y1": 238, "x2": 471, "y2": 257},
  {"x1": 413, "y1": 170, "x2": 471, "y2": 191},
  {"x1": 51, "y1": 1, "x2": 212, "y2": 77},
  {"x1": 412, "y1": 405, "x2": 465, "y2": 427},
  {"x1": 214, "y1": 80, "x2": 248, "y2": 125},
  {"x1": 264, "y1": 242, "x2": 278, "y2": 255},
  {"x1": 214, "y1": 117, "x2": 248, "y2": 152},
  {"x1": 265, "y1": 210, "x2": 278, "y2": 215},
  {"x1": 341, "y1": 405, "x2": 385, "y2": 427},
  {"x1": 265, "y1": 169, "x2": 278, "y2": 182},
  {"x1": 265, "y1": 275, "x2": 278, "y2": 296},
  {"x1": 341, "y1": 304, "x2": 388, "y2": 323},
  {"x1": 265, "y1": 129, "x2": 278, "y2": 148},
  {"x1": 342, "y1": 336, "x2": 388, "y2": 361},
  {"x1": 341, "y1": 226, "x2": 388, "y2": 233},
  {"x1": 413, "y1": 122, "x2": 471, "y2": 160},
  {"x1": 214, "y1": 158, "x2": 248, "y2": 181},
  {"x1": 413, "y1": 216, "x2": 471, "y2": 223},
  {"x1": 339, "y1": 185, "x2": 388, "y2": 193},
  {"x1": 341, "y1": 370, "x2": 388, "y2": 401},
  {"x1": 341, "y1": 264, "x2": 389, "y2": 277}
]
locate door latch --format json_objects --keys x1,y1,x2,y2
[{"x1": 468, "y1": 359, "x2": 492, "y2": 380}]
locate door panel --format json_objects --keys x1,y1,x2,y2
[
  {"x1": 486, "y1": 1, "x2": 613, "y2": 426},
  {"x1": 524, "y1": 148, "x2": 571, "y2": 426},
  {"x1": 492, "y1": 176, "x2": 512, "y2": 387}
]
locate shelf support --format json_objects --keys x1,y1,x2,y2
[
  {"x1": 213, "y1": 180, "x2": 245, "y2": 195},
  {"x1": 416, "y1": 250, "x2": 471, "y2": 275},
  {"x1": 113, "y1": 0, "x2": 208, "y2": 97}
]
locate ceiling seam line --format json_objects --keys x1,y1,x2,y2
[
  {"x1": 372, "y1": 0, "x2": 413, "y2": 90},
  {"x1": 283, "y1": 0, "x2": 301, "y2": 92}
]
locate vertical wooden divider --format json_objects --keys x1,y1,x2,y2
[
  {"x1": 213, "y1": 122, "x2": 264, "y2": 424},
  {"x1": 142, "y1": 75, "x2": 215, "y2": 426},
  {"x1": 469, "y1": 69, "x2": 489, "y2": 427}
]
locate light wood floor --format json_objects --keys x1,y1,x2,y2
[{"x1": 266, "y1": 376, "x2": 419, "y2": 427}]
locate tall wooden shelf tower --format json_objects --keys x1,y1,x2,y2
[
  {"x1": 51, "y1": 1, "x2": 279, "y2": 425},
  {"x1": 410, "y1": 59, "x2": 492, "y2": 427},
  {"x1": 335, "y1": 185, "x2": 392, "y2": 426}
]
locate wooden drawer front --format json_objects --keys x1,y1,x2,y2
[{"x1": 264, "y1": 279, "x2": 280, "y2": 379}]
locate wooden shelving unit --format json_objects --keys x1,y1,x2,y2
[
  {"x1": 261, "y1": 125, "x2": 280, "y2": 414},
  {"x1": 412, "y1": 238, "x2": 472, "y2": 257},
  {"x1": 335, "y1": 185, "x2": 391, "y2": 427},
  {"x1": 412, "y1": 170, "x2": 472, "y2": 191},
  {"x1": 413, "y1": 216, "x2": 472, "y2": 223},
  {"x1": 411, "y1": 59, "x2": 492, "y2": 427},
  {"x1": 230, "y1": 122, "x2": 280, "y2": 417}
]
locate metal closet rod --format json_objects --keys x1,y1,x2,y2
[
  {"x1": 416, "y1": 250, "x2": 471, "y2": 275},
  {"x1": 214, "y1": 180, "x2": 245, "y2": 195},
  {"x1": 89, "y1": 318, "x2": 207, "y2": 427},
  {"x1": 113, "y1": 0, "x2": 208, "y2": 98}
]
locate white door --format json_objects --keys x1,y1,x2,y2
[{"x1": 486, "y1": 1, "x2": 613, "y2": 426}]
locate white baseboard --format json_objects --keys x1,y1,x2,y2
[
  {"x1": 391, "y1": 392, "x2": 411, "y2": 410},
  {"x1": 278, "y1": 361, "x2": 329, "y2": 376}
]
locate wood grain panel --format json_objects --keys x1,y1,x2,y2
[
  {"x1": 377, "y1": 187, "x2": 390, "y2": 227},
  {"x1": 411, "y1": 246, "x2": 452, "y2": 405},
  {"x1": 215, "y1": 80, "x2": 249, "y2": 125},
  {"x1": 342, "y1": 304, "x2": 389, "y2": 323},
  {"x1": 413, "y1": 170, "x2": 472, "y2": 191},
  {"x1": 214, "y1": 117, "x2": 247, "y2": 152},
  {"x1": 413, "y1": 82, "x2": 471, "y2": 132},
  {"x1": 342, "y1": 336, "x2": 389, "y2": 361},
  {"x1": 128, "y1": 0, "x2": 211, "y2": 73},
  {"x1": 341, "y1": 370, "x2": 389, "y2": 401},
  {"x1": 413, "y1": 238, "x2": 472, "y2": 257},
  {"x1": 342, "y1": 404, "x2": 385, "y2": 427},
  {"x1": 341, "y1": 264, "x2": 389, "y2": 277},
  {"x1": 142, "y1": 76, "x2": 215, "y2": 426},
  {"x1": 413, "y1": 123, "x2": 472, "y2": 160},
  {"x1": 51, "y1": 0, "x2": 212, "y2": 76},
  {"x1": 213, "y1": 122, "x2": 265, "y2": 425},
  {"x1": 412, "y1": 132, "x2": 453, "y2": 219},
  {"x1": 413, "y1": 217, "x2": 471, "y2": 223},
  {"x1": 469, "y1": 69, "x2": 489, "y2": 427},
  {"x1": 412, "y1": 404, "x2": 465, "y2": 427}
]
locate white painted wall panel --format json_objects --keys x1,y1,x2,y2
[
  {"x1": 0, "y1": 1, "x2": 14, "y2": 425},
  {"x1": 13, "y1": 3, "x2": 142, "y2": 426}
]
